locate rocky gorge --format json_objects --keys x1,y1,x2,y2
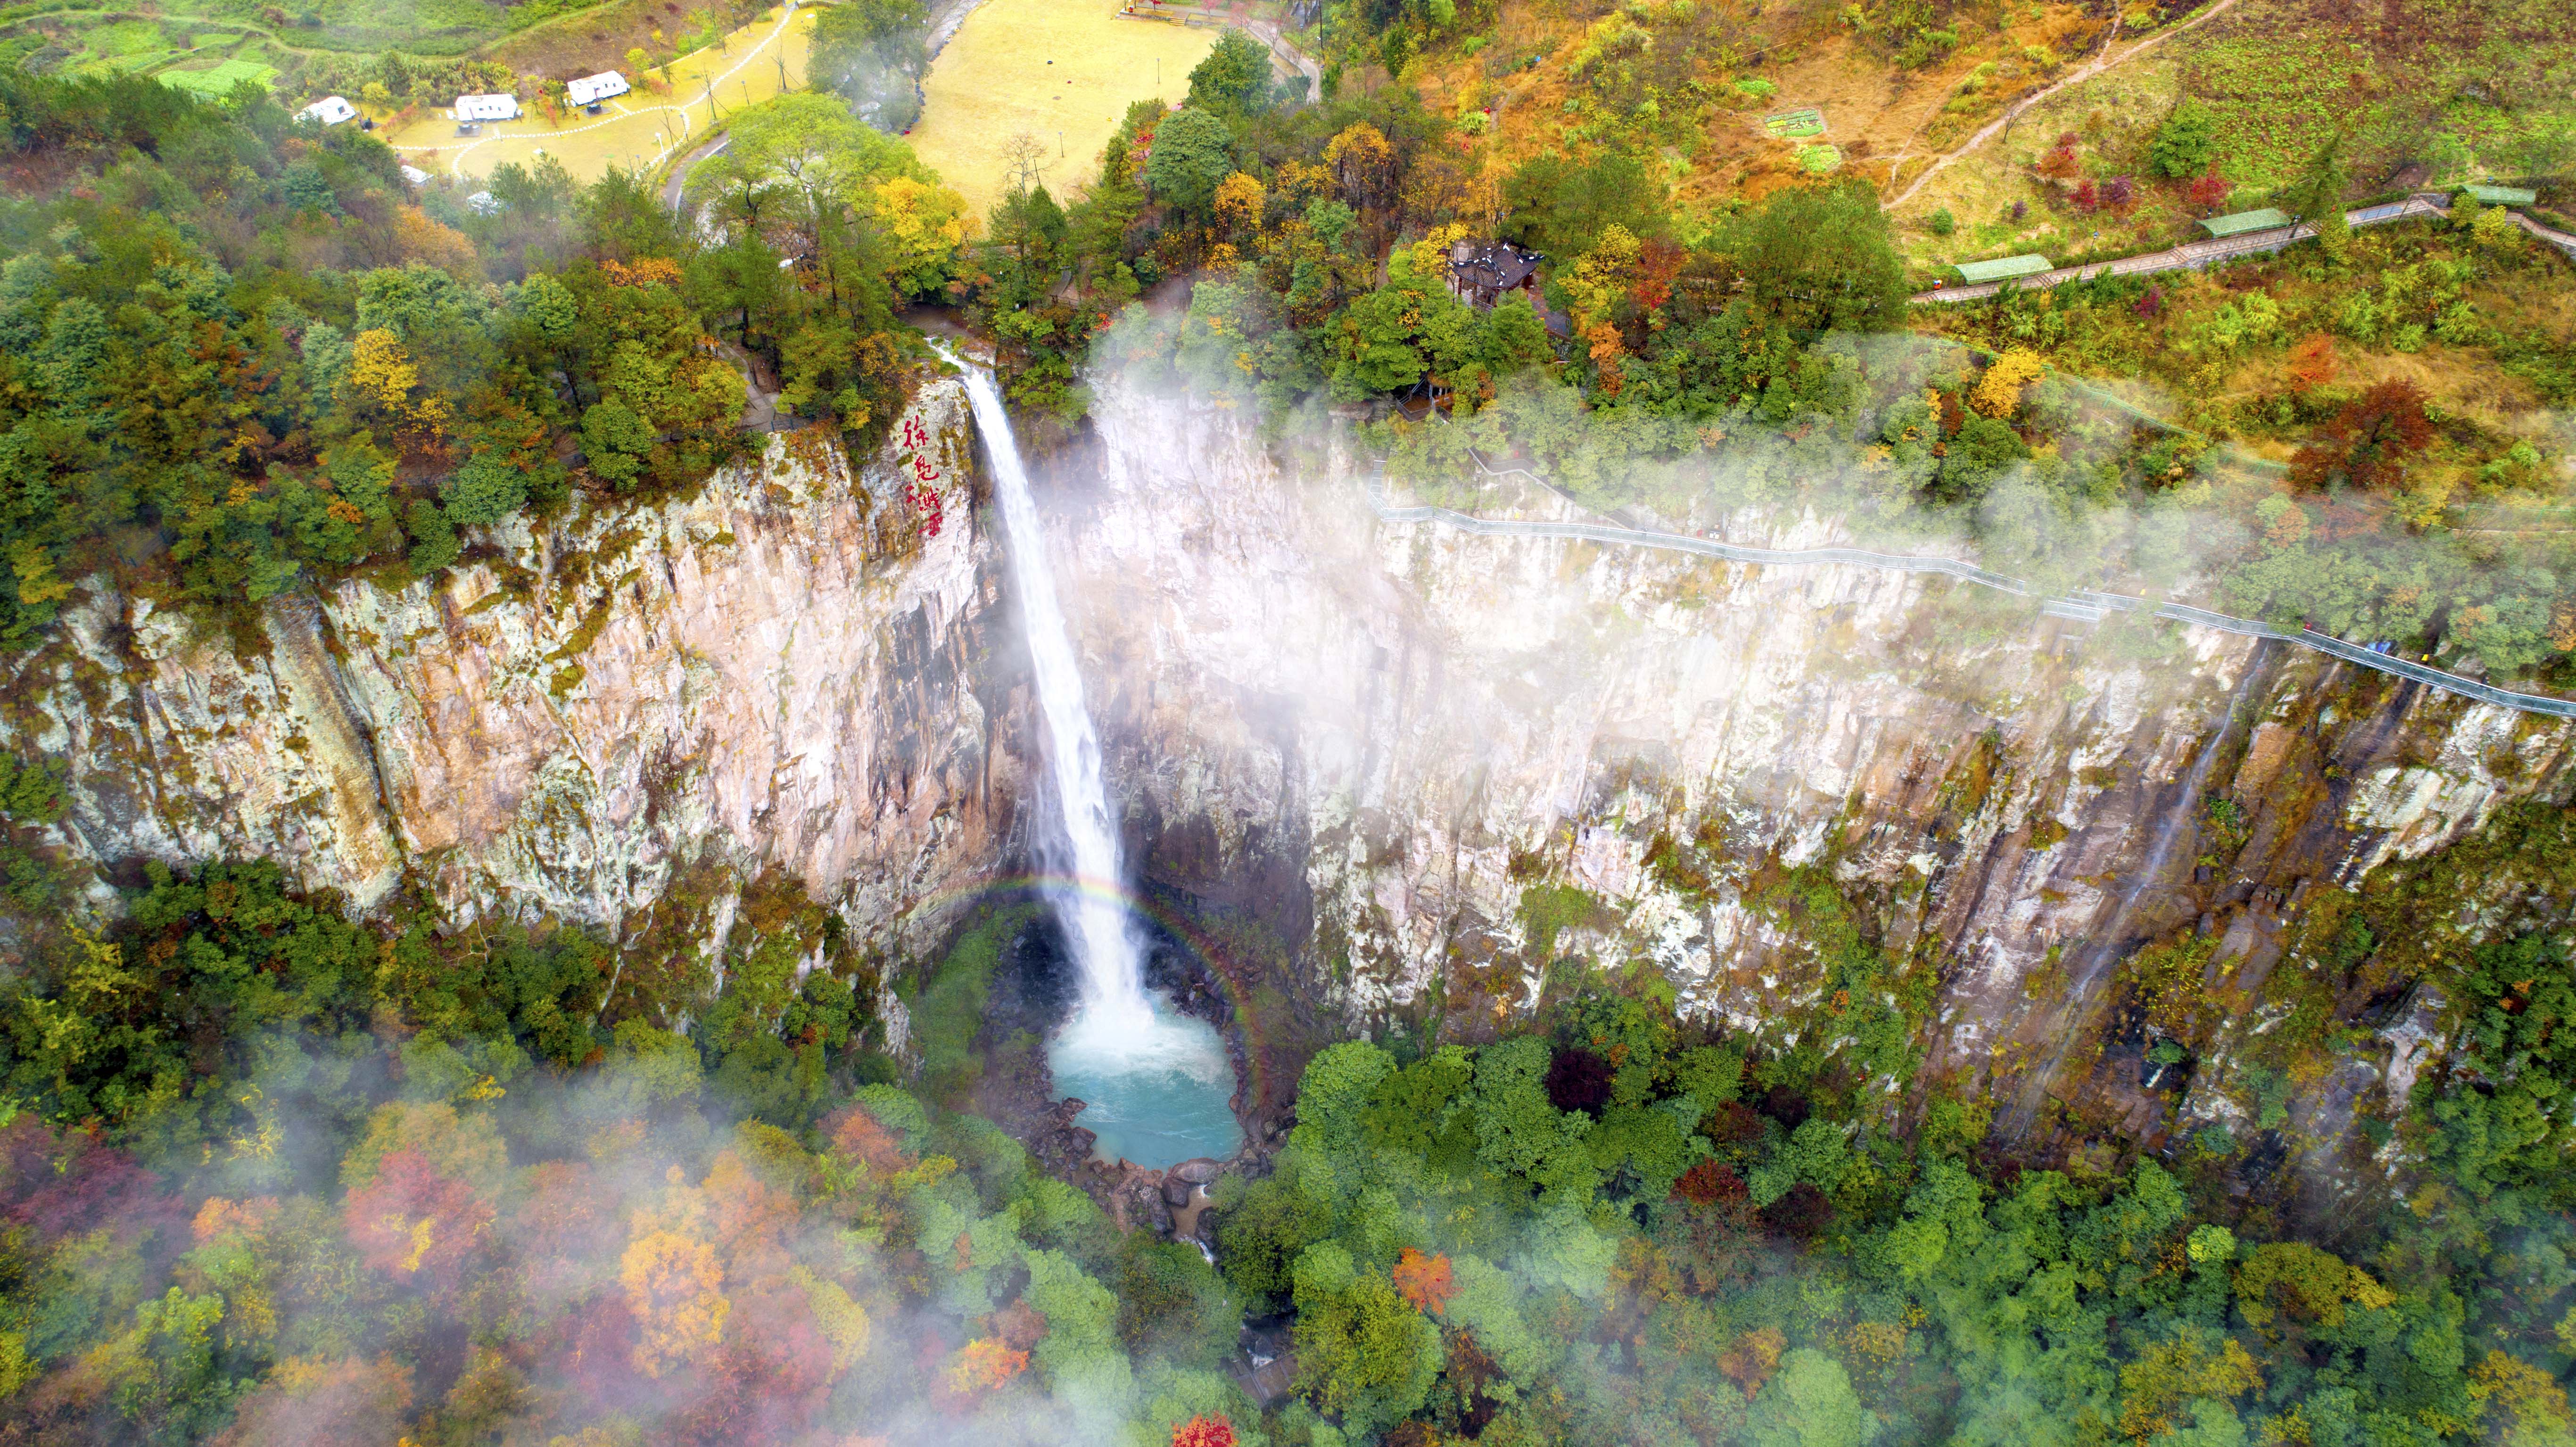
[{"x1": 10, "y1": 366, "x2": 2573, "y2": 1207}]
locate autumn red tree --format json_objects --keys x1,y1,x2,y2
[
  {"x1": 2286, "y1": 332, "x2": 2338, "y2": 392},
  {"x1": 1173, "y1": 1415, "x2": 1239, "y2": 1447},
  {"x1": 2188, "y1": 166, "x2": 2232, "y2": 212},
  {"x1": 1392, "y1": 1248, "x2": 1457, "y2": 1315},
  {"x1": 1674, "y1": 1159, "x2": 1749, "y2": 1208},
  {"x1": 2036, "y1": 133, "x2": 2081, "y2": 181},
  {"x1": 824, "y1": 1103, "x2": 914, "y2": 1175},
  {"x1": 343, "y1": 1148, "x2": 494, "y2": 1292},
  {"x1": 2290, "y1": 378, "x2": 2434, "y2": 491},
  {"x1": 1628, "y1": 238, "x2": 1688, "y2": 313},
  {"x1": 1543, "y1": 1046, "x2": 1613, "y2": 1115}
]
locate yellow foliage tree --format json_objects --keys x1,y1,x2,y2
[
  {"x1": 1214, "y1": 172, "x2": 1267, "y2": 239},
  {"x1": 345, "y1": 329, "x2": 452, "y2": 441},
  {"x1": 347, "y1": 330, "x2": 417, "y2": 414},
  {"x1": 1970, "y1": 348, "x2": 2048, "y2": 418},
  {"x1": 2473, "y1": 1348, "x2": 2576, "y2": 1442},
  {"x1": 870, "y1": 177, "x2": 978, "y2": 298},
  {"x1": 1323, "y1": 122, "x2": 1395, "y2": 209},
  {"x1": 2232, "y1": 1241, "x2": 2389, "y2": 1331},
  {"x1": 620, "y1": 1231, "x2": 730, "y2": 1377},
  {"x1": 2117, "y1": 1332, "x2": 2262, "y2": 1440},
  {"x1": 791, "y1": 1266, "x2": 871, "y2": 1373},
  {"x1": 394, "y1": 208, "x2": 478, "y2": 275},
  {"x1": 1566, "y1": 224, "x2": 1643, "y2": 329},
  {"x1": 944, "y1": 1337, "x2": 1027, "y2": 1393}
]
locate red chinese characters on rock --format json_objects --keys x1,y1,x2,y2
[{"x1": 898, "y1": 414, "x2": 944, "y2": 538}]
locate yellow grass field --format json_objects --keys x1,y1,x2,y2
[
  {"x1": 908, "y1": 0, "x2": 1217, "y2": 220},
  {"x1": 386, "y1": 5, "x2": 813, "y2": 184}
]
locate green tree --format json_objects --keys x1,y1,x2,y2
[
  {"x1": 1744, "y1": 1349, "x2": 1876, "y2": 1447},
  {"x1": 1187, "y1": 31, "x2": 1273, "y2": 115},
  {"x1": 2150, "y1": 101, "x2": 2219, "y2": 180},
  {"x1": 1290, "y1": 1242, "x2": 1442, "y2": 1437},
  {"x1": 1721, "y1": 179, "x2": 1908, "y2": 334},
  {"x1": 1145, "y1": 108, "x2": 1236, "y2": 219},
  {"x1": 439, "y1": 451, "x2": 528, "y2": 527},
  {"x1": 1502, "y1": 148, "x2": 1665, "y2": 257},
  {"x1": 579, "y1": 401, "x2": 656, "y2": 490}
]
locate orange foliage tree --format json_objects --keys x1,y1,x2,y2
[
  {"x1": 2285, "y1": 332, "x2": 2337, "y2": 392},
  {"x1": 1173, "y1": 1414, "x2": 1239, "y2": 1447},
  {"x1": 1392, "y1": 1248, "x2": 1456, "y2": 1315},
  {"x1": 945, "y1": 1337, "x2": 1029, "y2": 1393}
]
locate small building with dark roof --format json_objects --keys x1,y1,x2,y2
[{"x1": 1448, "y1": 238, "x2": 1543, "y2": 308}]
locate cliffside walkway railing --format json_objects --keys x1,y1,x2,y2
[
  {"x1": 1914, "y1": 193, "x2": 2576, "y2": 304},
  {"x1": 1364, "y1": 478, "x2": 2576, "y2": 719}
]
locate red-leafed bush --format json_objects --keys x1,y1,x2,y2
[
  {"x1": 342, "y1": 1148, "x2": 493, "y2": 1291},
  {"x1": 1173, "y1": 1414, "x2": 1238, "y2": 1447},
  {"x1": 2290, "y1": 378, "x2": 2434, "y2": 492}
]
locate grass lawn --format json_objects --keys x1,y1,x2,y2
[
  {"x1": 158, "y1": 56, "x2": 278, "y2": 93},
  {"x1": 385, "y1": 3, "x2": 811, "y2": 183},
  {"x1": 907, "y1": 0, "x2": 1217, "y2": 220}
]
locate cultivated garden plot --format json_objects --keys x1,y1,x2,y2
[
  {"x1": 382, "y1": 1, "x2": 812, "y2": 182},
  {"x1": 906, "y1": 0, "x2": 1218, "y2": 217}
]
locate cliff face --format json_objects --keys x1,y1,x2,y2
[
  {"x1": 1048, "y1": 382, "x2": 2575, "y2": 1152},
  {"x1": 15, "y1": 378, "x2": 1020, "y2": 966},
  {"x1": 14, "y1": 374, "x2": 2573, "y2": 1166}
]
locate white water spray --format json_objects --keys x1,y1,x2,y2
[{"x1": 939, "y1": 348, "x2": 1239, "y2": 1166}]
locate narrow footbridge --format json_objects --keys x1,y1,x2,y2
[{"x1": 1366, "y1": 482, "x2": 2576, "y2": 719}]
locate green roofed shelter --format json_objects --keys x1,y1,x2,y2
[
  {"x1": 1954, "y1": 255, "x2": 2053, "y2": 284},
  {"x1": 2465, "y1": 184, "x2": 2537, "y2": 206},
  {"x1": 2199, "y1": 207, "x2": 2294, "y2": 238}
]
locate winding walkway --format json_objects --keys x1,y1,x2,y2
[
  {"x1": 1363, "y1": 480, "x2": 2576, "y2": 719},
  {"x1": 1919, "y1": 195, "x2": 2576, "y2": 304}
]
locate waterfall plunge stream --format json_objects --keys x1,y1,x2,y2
[{"x1": 946, "y1": 354, "x2": 1242, "y2": 1170}]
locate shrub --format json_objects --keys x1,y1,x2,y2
[{"x1": 2149, "y1": 101, "x2": 2218, "y2": 179}]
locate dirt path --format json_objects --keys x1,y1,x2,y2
[{"x1": 1886, "y1": 0, "x2": 2246, "y2": 211}]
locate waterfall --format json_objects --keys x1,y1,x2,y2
[
  {"x1": 948, "y1": 354, "x2": 1154, "y2": 1036},
  {"x1": 940, "y1": 349, "x2": 1239, "y2": 1166}
]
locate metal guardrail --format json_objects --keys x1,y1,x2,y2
[{"x1": 1364, "y1": 481, "x2": 2576, "y2": 719}]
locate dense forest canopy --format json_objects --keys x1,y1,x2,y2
[{"x1": 0, "y1": 825, "x2": 2567, "y2": 1443}]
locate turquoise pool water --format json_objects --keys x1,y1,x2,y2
[{"x1": 1048, "y1": 996, "x2": 1243, "y2": 1169}]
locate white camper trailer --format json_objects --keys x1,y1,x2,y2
[
  {"x1": 297, "y1": 95, "x2": 358, "y2": 126},
  {"x1": 565, "y1": 72, "x2": 630, "y2": 107},
  {"x1": 453, "y1": 92, "x2": 521, "y2": 122}
]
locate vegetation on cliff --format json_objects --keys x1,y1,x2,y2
[
  {"x1": 0, "y1": 831, "x2": 2564, "y2": 1443},
  {"x1": 0, "y1": 66, "x2": 953, "y2": 647}
]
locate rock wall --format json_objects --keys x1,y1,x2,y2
[
  {"x1": 13, "y1": 367, "x2": 2574, "y2": 1168},
  {"x1": 12, "y1": 378, "x2": 1024, "y2": 965},
  {"x1": 1048, "y1": 381, "x2": 2576, "y2": 1151}
]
